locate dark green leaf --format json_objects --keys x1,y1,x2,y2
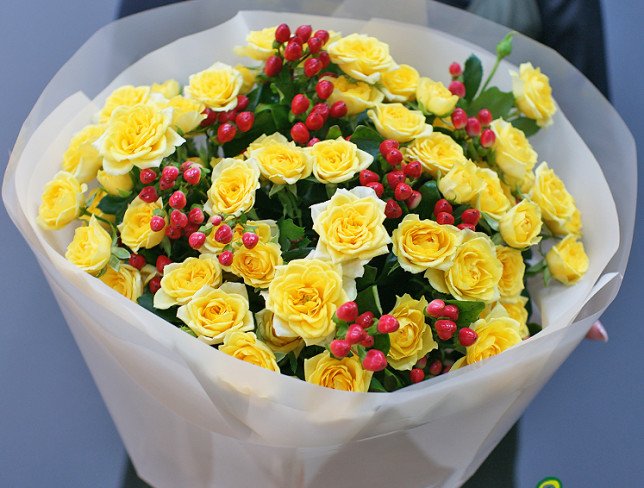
[
  {"x1": 416, "y1": 180, "x2": 442, "y2": 220},
  {"x1": 510, "y1": 117, "x2": 540, "y2": 137},
  {"x1": 137, "y1": 292, "x2": 180, "y2": 323},
  {"x1": 383, "y1": 368, "x2": 405, "y2": 391},
  {"x1": 326, "y1": 125, "x2": 343, "y2": 139},
  {"x1": 277, "y1": 218, "x2": 305, "y2": 250},
  {"x1": 373, "y1": 333, "x2": 391, "y2": 356},
  {"x1": 355, "y1": 285, "x2": 383, "y2": 315},
  {"x1": 369, "y1": 376, "x2": 387, "y2": 392},
  {"x1": 444, "y1": 299, "x2": 485, "y2": 327},
  {"x1": 350, "y1": 125, "x2": 384, "y2": 158},
  {"x1": 468, "y1": 87, "x2": 515, "y2": 120},
  {"x1": 356, "y1": 265, "x2": 378, "y2": 291},
  {"x1": 527, "y1": 322, "x2": 542, "y2": 337},
  {"x1": 463, "y1": 55, "x2": 483, "y2": 101},
  {"x1": 281, "y1": 247, "x2": 314, "y2": 262},
  {"x1": 97, "y1": 193, "x2": 132, "y2": 216}
]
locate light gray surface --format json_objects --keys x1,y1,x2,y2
[{"x1": 0, "y1": 1, "x2": 641, "y2": 487}]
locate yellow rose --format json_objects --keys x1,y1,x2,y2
[
  {"x1": 416, "y1": 77, "x2": 459, "y2": 116},
  {"x1": 234, "y1": 27, "x2": 277, "y2": 61},
  {"x1": 380, "y1": 64, "x2": 420, "y2": 102},
  {"x1": 248, "y1": 133, "x2": 312, "y2": 184},
  {"x1": 547, "y1": 207, "x2": 583, "y2": 237},
  {"x1": 96, "y1": 169, "x2": 134, "y2": 196},
  {"x1": 205, "y1": 158, "x2": 260, "y2": 217},
  {"x1": 392, "y1": 214, "x2": 462, "y2": 273},
  {"x1": 96, "y1": 104, "x2": 184, "y2": 175},
  {"x1": 154, "y1": 254, "x2": 222, "y2": 309},
  {"x1": 404, "y1": 132, "x2": 468, "y2": 177},
  {"x1": 325, "y1": 76, "x2": 384, "y2": 116},
  {"x1": 98, "y1": 85, "x2": 151, "y2": 123},
  {"x1": 151, "y1": 79, "x2": 180, "y2": 98},
  {"x1": 327, "y1": 33, "x2": 396, "y2": 84},
  {"x1": 511, "y1": 63, "x2": 557, "y2": 127},
  {"x1": 184, "y1": 62, "x2": 243, "y2": 111},
  {"x1": 452, "y1": 316, "x2": 522, "y2": 369},
  {"x1": 177, "y1": 282, "x2": 254, "y2": 345},
  {"x1": 496, "y1": 245, "x2": 525, "y2": 297},
  {"x1": 546, "y1": 235, "x2": 589, "y2": 285},
  {"x1": 234, "y1": 65, "x2": 258, "y2": 94},
  {"x1": 367, "y1": 103, "x2": 432, "y2": 143},
  {"x1": 304, "y1": 351, "x2": 372, "y2": 392},
  {"x1": 529, "y1": 163, "x2": 577, "y2": 235},
  {"x1": 117, "y1": 196, "x2": 166, "y2": 252},
  {"x1": 499, "y1": 199, "x2": 542, "y2": 249},
  {"x1": 65, "y1": 216, "x2": 112, "y2": 275},
  {"x1": 474, "y1": 168, "x2": 513, "y2": 221},
  {"x1": 499, "y1": 296, "x2": 530, "y2": 339},
  {"x1": 388, "y1": 294, "x2": 438, "y2": 370},
  {"x1": 162, "y1": 95, "x2": 206, "y2": 134},
  {"x1": 255, "y1": 309, "x2": 303, "y2": 356},
  {"x1": 219, "y1": 331, "x2": 280, "y2": 372},
  {"x1": 61, "y1": 124, "x2": 105, "y2": 183},
  {"x1": 99, "y1": 264, "x2": 143, "y2": 302},
  {"x1": 230, "y1": 241, "x2": 283, "y2": 289},
  {"x1": 81, "y1": 188, "x2": 115, "y2": 225},
  {"x1": 308, "y1": 137, "x2": 373, "y2": 184},
  {"x1": 426, "y1": 232, "x2": 503, "y2": 303},
  {"x1": 266, "y1": 259, "x2": 347, "y2": 346},
  {"x1": 37, "y1": 171, "x2": 85, "y2": 230},
  {"x1": 438, "y1": 160, "x2": 484, "y2": 204},
  {"x1": 232, "y1": 219, "x2": 275, "y2": 244},
  {"x1": 490, "y1": 119, "x2": 537, "y2": 190}
]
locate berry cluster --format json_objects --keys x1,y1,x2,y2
[
  {"x1": 200, "y1": 94, "x2": 255, "y2": 143},
  {"x1": 425, "y1": 299, "x2": 478, "y2": 346},
  {"x1": 433, "y1": 198, "x2": 481, "y2": 231}
]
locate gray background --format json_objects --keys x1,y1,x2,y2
[{"x1": 0, "y1": 1, "x2": 641, "y2": 487}]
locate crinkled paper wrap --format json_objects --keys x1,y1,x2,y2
[{"x1": 2, "y1": 1, "x2": 636, "y2": 487}]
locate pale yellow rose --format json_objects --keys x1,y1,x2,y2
[
  {"x1": 232, "y1": 219, "x2": 276, "y2": 244},
  {"x1": 117, "y1": 196, "x2": 166, "y2": 252},
  {"x1": 499, "y1": 199, "x2": 542, "y2": 249},
  {"x1": 367, "y1": 103, "x2": 432, "y2": 143},
  {"x1": 249, "y1": 133, "x2": 312, "y2": 184},
  {"x1": 61, "y1": 124, "x2": 105, "y2": 183},
  {"x1": 529, "y1": 163, "x2": 577, "y2": 235},
  {"x1": 308, "y1": 137, "x2": 373, "y2": 184},
  {"x1": 37, "y1": 171, "x2": 85, "y2": 230},
  {"x1": 151, "y1": 79, "x2": 180, "y2": 98},
  {"x1": 546, "y1": 207, "x2": 583, "y2": 237},
  {"x1": 205, "y1": 158, "x2": 260, "y2": 217},
  {"x1": 184, "y1": 62, "x2": 243, "y2": 111},
  {"x1": 416, "y1": 77, "x2": 459, "y2": 116},
  {"x1": 474, "y1": 168, "x2": 513, "y2": 221},
  {"x1": 154, "y1": 254, "x2": 222, "y2": 309},
  {"x1": 230, "y1": 241, "x2": 283, "y2": 288},
  {"x1": 496, "y1": 246, "x2": 525, "y2": 297},
  {"x1": 404, "y1": 132, "x2": 468, "y2": 177},
  {"x1": 96, "y1": 169, "x2": 134, "y2": 196},
  {"x1": 65, "y1": 216, "x2": 112, "y2": 275},
  {"x1": 392, "y1": 214, "x2": 462, "y2": 273},
  {"x1": 234, "y1": 65, "x2": 258, "y2": 94},
  {"x1": 388, "y1": 294, "x2": 438, "y2": 370},
  {"x1": 177, "y1": 282, "x2": 254, "y2": 345},
  {"x1": 98, "y1": 85, "x2": 151, "y2": 123},
  {"x1": 379, "y1": 64, "x2": 420, "y2": 102},
  {"x1": 327, "y1": 33, "x2": 396, "y2": 84},
  {"x1": 234, "y1": 27, "x2": 277, "y2": 61},
  {"x1": 96, "y1": 104, "x2": 184, "y2": 175},
  {"x1": 99, "y1": 264, "x2": 143, "y2": 302},
  {"x1": 452, "y1": 316, "x2": 522, "y2": 369},
  {"x1": 438, "y1": 160, "x2": 485, "y2": 204},
  {"x1": 266, "y1": 259, "x2": 347, "y2": 346},
  {"x1": 219, "y1": 330, "x2": 280, "y2": 372},
  {"x1": 163, "y1": 95, "x2": 206, "y2": 134},
  {"x1": 511, "y1": 63, "x2": 557, "y2": 127},
  {"x1": 305, "y1": 351, "x2": 372, "y2": 392},
  {"x1": 499, "y1": 296, "x2": 530, "y2": 339},
  {"x1": 255, "y1": 309, "x2": 303, "y2": 355},
  {"x1": 325, "y1": 76, "x2": 384, "y2": 116},
  {"x1": 490, "y1": 119, "x2": 537, "y2": 190},
  {"x1": 546, "y1": 235, "x2": 589, "y2": 285}
]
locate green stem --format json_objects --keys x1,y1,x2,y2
[{"x1": 480, "y1": 57, "x2": 501, "y2": 94}]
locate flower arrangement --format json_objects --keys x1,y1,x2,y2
[{"x1": 36, "y1": 22, "x2": 589, "y2": 393}]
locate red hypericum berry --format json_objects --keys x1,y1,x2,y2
[
  {"x1": 159, "y1": 176, "x2": 175, "y2": 191},
  {"x1": 128, "y1": 253, "x2": 146, "y2": 270},
  {"x1": 264, "y1": 55, "x2": 283, "y2": 77},
  {"x1": 466, "y1": 117, "x2": 482, "y2": 137},
  {"x1": 365, "y1": 182, "x2": 384, "y2": 198},
  {"x1": 210, "y1": 215, "x2": 223, "y2": 226},
  {"x1": 435, "y1": 319, "x2": 457, "y2": 340},
  {"x1": 329, "y1": 100, "x2": 347, "y2": 118},
  {"x1": 477, "y1": 108, "x2": 493, "y2": 126},
  {"x1": 356, "y1": 311, "x2": 375, "y2": 328},
  {"x1": 312, "y1": 102, "x2": 330, "y2": 120},
  {"x1": 218, "y1": 250, "x2": 233, "y2": 266},
  {"x1": 180, "y1": 160, "x2": 195, "y2": 172},
  {"x1": 284, "y1": 40, "x2": 303, "y2": 61},
  {"x1": 307, "y1": 137, "x2": 320, "y2": 146},
  {"x1": 426, "y1": 299, "x2": 445, "y2": 318},
  {"x1": 457, "y1": 223, "x2": 477, "y2": 231},
  {"x1": 377, "y1": 314, "x2": 400, "y2": 334},
  {"x1": 442, "y1": 304, "x2": 459, "y2": 321},
  {"x1": 385, "y1": 148, "x2": 403, "y2": 167},
  {"x1": 307, "y1": 36, "x2": 323, "y2": 54},
  {"x1": 183, "y1": 166, "x2": 201, "y2": 185},
  {"x1": 434, "y1": 198, "x2": 453, "y2": 215},
  {"x1": 236, "y1": 94, "x2": 249, "y2": 111},
  {"x1": 448, "y1": 80, "x2": 466, "y2": 98},
  {"x1": 242, "y1": 232, "x2": 259, "y2": 249},
  {"x1": 290, "y1": 122, "x2": 310, "y2": 144},
  {"x1": 304, "y1": 58, "x2": 322, "y2": 77},
  {"x1": 336, "y1": 301, "x2": 359, "y2": 322},
  {"x1": 405, "y1": 190, "x2": 422, "y2": 210},
  {"x1": 200, "y1": 108, "x2": 217, "y2": 127},
  {"x1": 235, "y1": 111, "x2": 255, "y2": 132},
  {"x1": 360, "y1": 335, "x2": 375, "y2": 348},
  {"x1": 149, "y1": 215, "x2": 165, "y2": 232},
  {"x1": 188, "y1": 232, "x2": 206, "y2": 249},
  {"x1": 394, "y1": 182, "x2": 413, "y2": 201},
  {"x1": 362, "y1": 349, "x2": 387, "y2": 372},
  {"x1": 183, "y1": 223, "x2": 199, "y2": 236},
  {"x1": 305, "y1": 111, "x2": 325, "y2": 131},
  {"x1": 165, "y1": 225, "x2": 182, "y2": 240},
  {"x1": 315, "y1": 79, "x2": 333, "y2": 100},
  {"x1": 275, "y1": 23, "x2": 291, "y2": 43},
  {"x1": 214, "y1": 224, "x2": 233, "y2": 244},
  {"x1": 170, "y1": 209, "x2": 188, "y2": 228},
  {"x1": 139, "y1": 186, "x2": 158, "y2": 203},
  {"x1": 458, "y1": 327, "x2": 478, "y2": 347},
  {"x1": 429, "y1": 360, "x2": 443, "y2": 376},
  {"x1": 480, "y1": 128, "x2": 496, "y2": 148},
  {"x1": 451, "y1": 108, "x2": 468, "y2": 129},
  {"x1": 169, "y1": 190, "x2": 186, "y2": 210},
  {"x1": 403, "y1": 160, "x2": 422, "y2": 179},
  {"x1": 291, "y1": 94, "x2": 310, "y2": 115},
  {"x1": 346, "y1": 323, "x2": 366, "y2": 345},
  {"x1": 188, "y1": 207, "x2": 204, "y2": 225},
  {"x1": 436, "y1": 212, "x2": 455, "y2": 225},
  {"x1": 295, "y1": 24, "x2": 312, "y2": 42},
  {"x1": 314, "y1": 29, "x2": 329, "y2": 44},
  {"x1": 449, "y1": 62, "x2": 462, "y2": 77},
  {"x1": 359, "y1": 169, "x2": 379, "y2": 186},
  {"x1": 330, "y1": 339, "x2": 351, "y2": 358},
  {"x1": 156, "y1": 255, "x2": 172, "y2": 274},
  {"x1": 461, "y1": 208, "x2": 481, "y2": 225},
  {"x1": 148, "y1": 275, "x2": 162, "y2": 294},
  {"x1": 379, "y1": 139, "x2": 399, "y2": 156},
  {"x1": 415, "y1": 356, "x2": 428, "y2": 369},
  {"x1": 218, "y1": 111, "x2": 236, "y2": 124},
  {"x1": 385, "y1": 199, "x2": 403, "y2": 219},
  {"x1": 139, "y1": 168, "x2": 157, "y2": 184},
  {"x1": 386, "y1": 170, "x2": 405, "y2": 188},
  {"x1": 217, "y1": 122, "x2": 236, "y2": 143},
  {"x1": 318, "y1": 51, "x2": 330, "y2": 68},
  {"x1": 410, "y1": 368, "x2": 425, "y2": 384}
]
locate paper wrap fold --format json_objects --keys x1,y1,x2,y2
[{"x1": 2, "y1": 1, "x2": 636, "y2": 487}]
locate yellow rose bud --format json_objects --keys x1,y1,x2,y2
[
  {"x1": 98, "y1": 85, "x2": 151, "y2": 123},
  {"x1": 154, "y1": 254, "x2": 222, "y2": 309},
  {"x1": 499, "y1": 199, "x2": 542, "y2": 249},
  {"x1": 404, "y1": 132, "x2": 468, "y2": 177},
  {"x1": 177, "y1": 282, "x2": 254, "y2": 345},
  {"x1": 392, "y1": 214, "x2": 462, "y2": 273},
  {"x1": 184, "y1": 62, "x2": 243, "y2": 111},
  {"x1": 496, "y1": 246, "x2": 525, "y2": 297},
  {"x1": 248, "y1": 133, "x2": 312, "y2": 185},
  {"x1": 388, "y1": 294, "x2": 438, "y2": 370},
  {"x1": 117, "y1": 196, "x2": 166, "y2": 252},
  {"x1": 304, "y1": 351, "x2": 372, "y2": 392},
  {"x1": 325, "y1": 76, "x2": 384, "y2": 116},
  {"x1": 99, "y1": 264, "x2": 143, "y2": 302},
  {"x1": 309, "y1": 137, "x2": 373, "y2": 184},
  {"x1": 205, "y1": 158, "x2": 260, "y2": 217},
  {"x1": 219, "y1": 330, "x2": 280, "y2": 372},
  {"x1": 65, "y1": 216, "x2": 112, "y2": 275},
  {"x1": 96, "y1": 169, "x2": 134, "y2": 196},
  {"x1": 255, "y1": 309, "x2": 303, "y2": 356},
  {"x1": 367, "y1": 103, "x2": 432, "y2": 143},
  {"x1": 234, "y1": 65, "x2": 258, "y2": 94},
  {"x1": 499, "y1": 296, "x2": 530, "y2": 339},
  {"x1": 490, "y1": 119, "x2": 537, "y2": 190},
  {"x1": 151, "y1": 79, "x2": 180, "y2": 99},
  {"x1": 546, "y1": 235, "x2": 589, "y2": 285},
  {"x1": 61, "y1": 124, "x2": 105, "y2": 183},
  {"x1": 511, "y1": 63, "x2": 557, "y2": 127},
  {"x1": 234, "y1": 27, "x2": 277, "y2": 61},
  {"x1": 266, "y1": 259, "x2": 347, "y2": 346},
  {"x1": 162, "y1": 95, "x2": 206, "y2": 134},
  {"x1": 416, "y1": 77, "x2": 459, "y2": 116},
  {"x1": 452, "y1": 316, "x2": 522, "y2": 369},
  {"x1": 473, "y1": 168, "x2": 513, "y2": 221},
  {"x1": 37, "y1": 171, "x2": 85, "y2": 230},
  {"x1": 327, "y1": 33, "x2": 396, "y2": 84},
  {"x1": 380, "y1": 64, "x2": 420, "y2": 102},
  {"x1": 529, "y1": 163, "x2": 577, "y2": 235},
  {"x1": 438, "y1": 160, "x2": 484, "y2": 204},
  {"x1": 230, "y1": 241, "x2": 283, "y2": 289}
]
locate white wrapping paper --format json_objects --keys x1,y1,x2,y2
[{"x1": 2, "y1": 1, "x2": 636, "y2": 487}]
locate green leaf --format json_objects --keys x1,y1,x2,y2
[
  {"x1": 355, "y1": 285, "x2": 383, "y2": 315},
  {"x1": 350, "y1": 125, "x2": 384, "y2": 158},
  {"x1": 481, "y1": 212, "x2": 500, "y2": 231},
  {"x1": 356, "y1": 265, "x2": 378, "y2": 290},
  {"x1": 416, "y1": 180, "x2": 442, "y2": 220},
  {"x1": 160, "y1": 237, "x2": 172, "y2": 257},
  {"x1": 369, "y1": 376, "x2": 387, "y2": 392},
  {"x1": 527, "y1": 322, "x2": 542, "y2": 337},
  {"x1": 97, "y1": 193, "x2": 132, "y2": 216},
  {"x1": 282, "y1": 246, "x2": 314, "y2": 262},
  {"x1": 138, "y1": 293, "x2": 181, "y2": 323},
  {"x1": 112, "y1": 247, "x2": 131, "y2": 260},
  {"x1": 463, "y1": 55, "x2": 483, "y2": 102},
  {"x1": 383, "y1": 368, "x2": 405, "y2": 391},
  {"x1": 543, "y1": 266, "x2": 552, "y2": 286},
  {"x1": 510, "y1": 117, "x2": 540, "y2": 137},
  {"x1": 373, "y1": 333, "x2": 391, "y2": 356},
  {"x1": 335, "y1": 321, "x2": 349, "y2": 339},
  {"x1": 268, "y1": 184, "x2": 285, "y2": 198},
  {"x1": 525, "y1": 259, "x2": 547, "y2": 276},
  {"x1": 108, "y1": 255, "x2": 121, "y2": 271},
  {"x1": 468, "y1": 87, "x2": 515, "y2": 120},
  {"x1": 326, "y1": 125, "x2": 343, "y2": 139},
  {"x1": 444, "y1": 299, "x2": 485, "y2": 327},
  {"x1": 180, "y1": 326, "x2": 197, "y2": 338},
  {"x1": 277, "y1": 218, "x2": 306, "y2": 250}
]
